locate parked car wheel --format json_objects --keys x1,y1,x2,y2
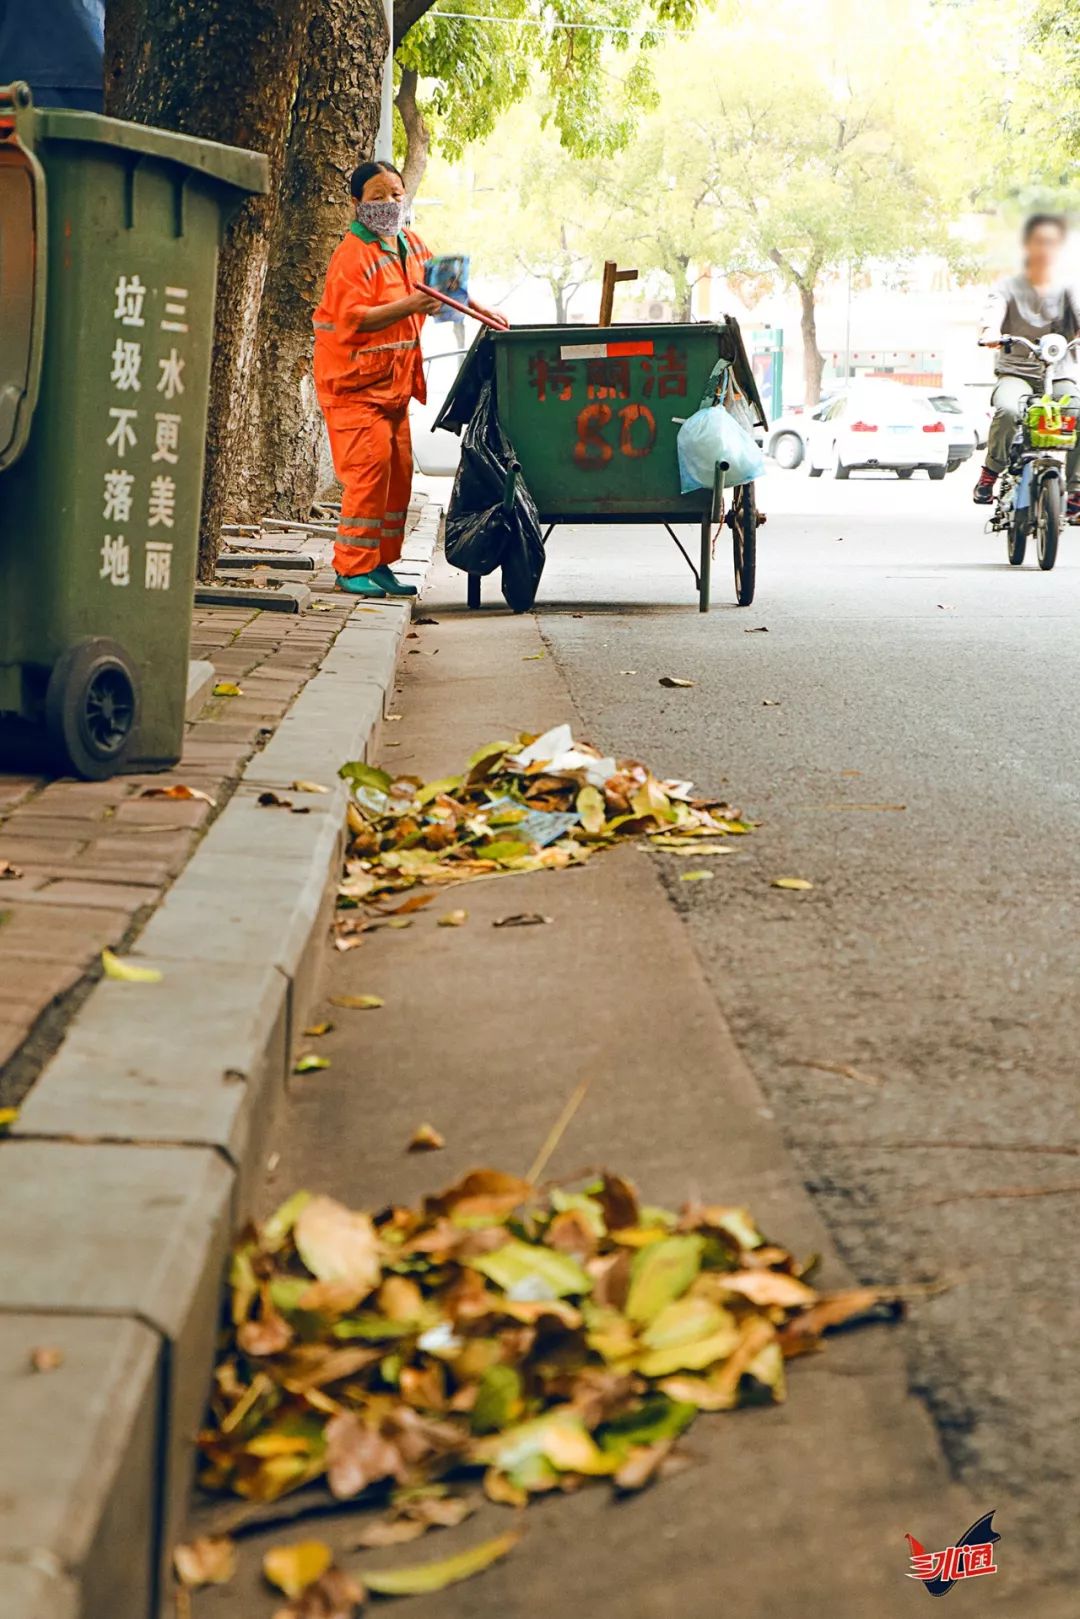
[
  {"x1": 928, "y1": 466, "x2": 947, "y2": 481},
  {"x1": 896, "y1": 469, "x2": 914, "y2": 480},
  {"x1": 771, "y1": 430, "x2": 804, "y2": 470}
]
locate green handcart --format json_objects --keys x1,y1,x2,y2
[
  {"x1": 0, "y1": 83, "x2": 266, "y2": 778},
  {"x1": 436, "y1": 319, "x2": 768, "y2": 612}
]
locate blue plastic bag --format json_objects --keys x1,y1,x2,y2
[{"x1": 677, "y1": 404, "x2": 765, "y2": 494}]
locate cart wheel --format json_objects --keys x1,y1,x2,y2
[
  {"x1": 45, "y1": 637, "x2": 140, "y2": 780},
  {"x1": 730, "y1": 484, "x2": 757, "y2": 606},
  {"x1": 467, "y1": 573, "x2": 481, "y2": 610}
]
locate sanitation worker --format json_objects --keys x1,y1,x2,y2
[{"x1": 314, "y1": 160, "x2": 508, "y2": 597}]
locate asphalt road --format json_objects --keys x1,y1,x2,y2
[{"x1": 527, "y1": 464, "x2": 1080, "y2": 1576}]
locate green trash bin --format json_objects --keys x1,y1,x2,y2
[{"x1": 0, "y1": 82, "x2": 267, "y2": 778}]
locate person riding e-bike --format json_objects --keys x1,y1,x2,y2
[{"x1": 974, "y1": 213, "x2": 1080, "y2": 525}]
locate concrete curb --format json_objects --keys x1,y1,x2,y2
[{"x1": 3, "y1": 499, "x2": 442, "y2": 1618}]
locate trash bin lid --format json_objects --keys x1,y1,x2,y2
[{"x1": 33, "y1": 103, "x2": 268, "y2": 196}]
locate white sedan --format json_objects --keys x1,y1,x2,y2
[{"x1": 805, "y1": 385, "x2": 949, "y2": 479}]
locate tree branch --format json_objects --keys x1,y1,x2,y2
[
  {"x1": 394, "y1": 0, "x2": 437, "y2": 40},
  {"x1": 395, "y1": 66, "x2": 430, "y2": 200}
]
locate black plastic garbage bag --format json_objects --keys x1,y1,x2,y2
[{"x1": 442, "y1": 372, "x2": 545, "y2": 614}]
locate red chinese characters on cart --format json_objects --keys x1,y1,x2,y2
[{"x1": 527, "y1": 338, "x2": 688, "y2": 470}]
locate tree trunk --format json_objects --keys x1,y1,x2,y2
[
  {"x1": 673, "y1": 255, "x2": 693, "y2": 322},
  {"x1": 798, "y1": 282, "x2": 824, "y2": 405},
  {"x1": 552, "y1": 283, "x2": 568, "y2": 323},
  {"x1": 104, "y1": 0, "x2": 318, "y2": 575},
  {"x1": 396, "y1": 66, "x2": 430, "y2": 204},
  {"x1": 235, "y1": 0, "x2": 388, "y2": 523}
]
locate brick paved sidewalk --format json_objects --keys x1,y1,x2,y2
[{"x1": 0, "y1": 512, "x2": 424, "y2": 1113}]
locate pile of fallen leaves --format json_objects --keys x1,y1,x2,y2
[
  {"x1": 337, "y1": 723, "x2": 752, "y2": 912},
  {"x1": 195, "y1": 1168, "x2": 903, "y2": 1609}
]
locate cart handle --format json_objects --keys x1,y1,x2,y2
[{"x1": 414, "y1": 280, "x2": 506, "y2": 332}]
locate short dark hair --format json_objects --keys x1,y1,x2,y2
[
  {"x1": 349, "y1": 160, "x2": 403, "y2": 200},
  {"x1": 1023, "y1": 212, "x2": 1067, "y2": 243}
]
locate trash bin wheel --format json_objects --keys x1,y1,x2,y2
[{"x1": 45, "y1": 638, "x2": 141, "y2": 780}]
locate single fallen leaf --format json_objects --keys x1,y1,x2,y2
[
  {"x1": 744, "y1": 626, "x2": 768, "y2": 634},
  {"x1": 762, "y1": 699, "x2": 780, "y2": 707},
  {"x1": 408, "y1": 1122, "x2": 446, "y2": 1152},
  {"x1": 413, "y1": 616, "x2": 440, "y2": 625},
  {"x1": 258, "y1": 791, "x2": 294, "y2": 810},
  {"x1": 576, "y1": 785, "x2": 607, "y2": 836},
  {"x1": 293, "y1": 1054, "x2": 330, "y2": 1074},
  {"x1": 325, "y1": 1412, "x2": 403, "y2": 1499},
  {"x1": 718, "y1": 1270, "x2": 817, "y2": 1308},
  {"x1": 263, "y1": 1540, "x2": 333, "y2": 1598},
  {"x1": 384, "y1": 740, "x2": 402, "y2": 747},
  {"x1": 0, "y1": 1108, "x2": 18, "y2": 1133},
  {"x1": 353, "y1": 1493, "x2": 472, "y2": 1548},
  {"x1": 438, "y1": 910, "x2": 468, "y2": 927},
  {"x1": 679, "y1": 870, "x2": 715, "y2": 883},
  {"x1": 291, "y1": 780, "x2": 331, "y2": 794},
  {"x1": 174, "y1": 1536, "x2": 237, "y2": 1589},
  {"x1": 294, "y1": 1196, "x2": 381, "y2": 1295},
  {"x1": 797, "y1": 1059, "x2": 882, "y2": 1088},
  {"x1": 101, "y1": 948, "x2": 162, "y2": 984},
  {"x1": 138, "y1": 784, "x2": 216, "y2": 804},
  {"x1": 0, "y1": 859, "x2": 23, "y2": 879},
  {"x1": 29, "y1": 1345, "x2": 64, "y2": 1373},
  {"x1": 492, "y1": 913, "x2": 552, "y2": 928},
  {"x1": 362, "y1": 1530, "x2": 521, "y2": 1595},
  {"x1": 619, "y1": 670, "x2": 638, "y2": 676},
  {"x1": 779, "y1": 1288, "x2": 904, "y2": 1354},
  {"x1": 329, "y1": 994, "x2": 384, "y2": 1010},
  {"x1": 659, "y1": 677, "x2": 695, "y2": 688},
  {"x1": 386, "y1": 713, "x2": 403, "y2": 721},
  {"x1": 272, "y1": 1566, "x2": 364, "y2": 1619},
  {"x1": 213, "y1": 682, "x2": 243, "y2": 697},
  {"x1": 771, "y1": 877, "x2": 813, "y2": 891},
  {"x1": 303, "y1": 1022, "x2": 334, "y2": 1038},
  {"x1": 613, "y1": 1438, "x2": 677, "y2": 1492},
  {"x1": 522, "y1": 652, "x2": 545, "y2": 661}
]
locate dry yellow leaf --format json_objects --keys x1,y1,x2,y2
[
  {"x1": 262, "y1": 1540, "x2": 333, "y2": 1598},
  {"x1": 101, "y1": 949, "x2": 162, "y2": 984},
  {"x1": 29, "y1": 1345, "x2": 64, "y2": 1373},
  {"x1": 408, "y1": 1122, "x2": 446, "y2": 1152},
  {"x1": 438, "y1": 910, "x2": 468, "y2": 927},
  {"x1": 771, "y1": 877, "x2": 813, "y2": 891},
  {"x1": 329, "y1": 994, "x2": 384, "y2": 1010},
  {"x1": 174, "y1": 1536, "x2": 237, "y2": 1589}
]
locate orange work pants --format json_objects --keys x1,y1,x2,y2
[{"x1": 324, "y1": 401, "x2": 413, "y2": 577}]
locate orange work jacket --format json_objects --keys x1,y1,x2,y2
[{"x1": 313, "y1": 223, "x2": 431, "y2": 411}]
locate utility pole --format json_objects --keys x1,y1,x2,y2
[{"x1": 375, "y1": 0, "x2": 394, "y2": 160}]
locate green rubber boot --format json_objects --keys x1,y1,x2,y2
[
  {"x1": 369, "y1": 564, "x2": 418, "y2": 598},
  {"x1": 336, "y1": 573, "x2": 388, "y2": 598}
]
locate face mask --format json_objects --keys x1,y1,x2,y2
[{"x1": 356, "y1": 198, "x2": 405, "y2": 237}]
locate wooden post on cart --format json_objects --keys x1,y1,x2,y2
[{"x1": 598, "y1": 261, "x2": 638, "y2": 326}]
